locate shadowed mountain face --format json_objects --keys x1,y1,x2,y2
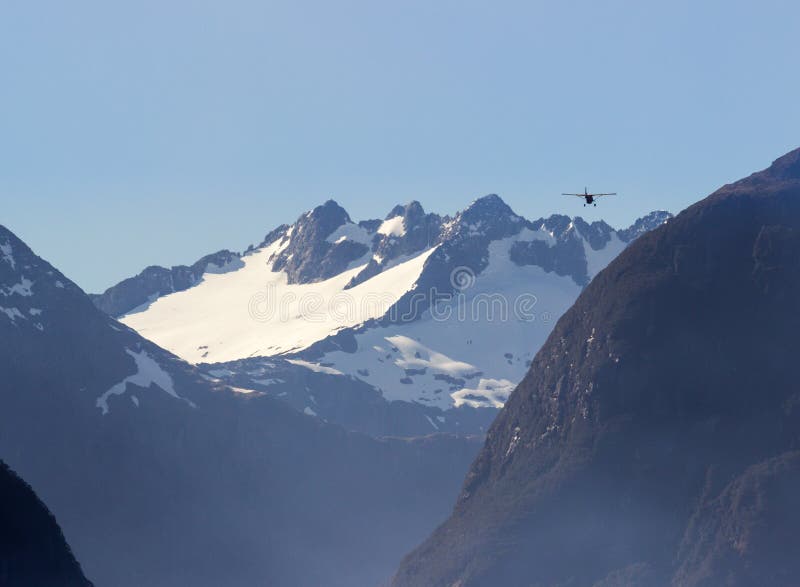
[
  {"x1": 0, "y1": 224, "x2": 480, "y2": 587},
  {"x1": 0, "y1": 460, "x2": 92, "y2": 587},
  {"x1": 391, "y1": 148, "x2": 800, "y2": 587}
]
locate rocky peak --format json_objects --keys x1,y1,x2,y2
[
  {"x1": 618, "y1": 210, "x2": 672, "y2": 242},
  {"x1": 0, "y1": 225, "x2": 85, "y2": 331},
  {"x1": 442, "y1": 194, "x2": 524, "y2": 243},
  {"x1": 271, "y1": 200, "x2": 370, "y2": 284},
  {"x1": 461, "y1": 194, "x2": 518, "y2": 222},
  {"x1": 345, "y1": 201, "x2": 441, "y2": 289},
  {"x1": 294, "y1": 199, "x2": 352, "y2": 242},
  {"x1": 572, "y1": 217, "x2": 615, "y2": 250},
  {"x1": 534, "y1": 214, "x2": 574, "y2": 240}
]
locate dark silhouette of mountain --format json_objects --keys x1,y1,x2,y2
[
  {"x1": 0, "y1": 460, "x2": 92, "y2": 587},
  {"x1": 0, "y1": 224, "x2": 480, "y2": 587},
  {"x1": 391, "y1": 148, "x2": 800, "y2": 587}
]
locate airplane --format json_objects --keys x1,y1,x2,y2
[{"x1": 562, "y1": 187, "x2": 617, "y2": 206}]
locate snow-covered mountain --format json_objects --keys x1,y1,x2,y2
[
  {"x1": 0, "y1": 224, "x2": 481, "y2": 587},
  {"x1": 93, "y1": 197, "x2": 671, "y2": 435}
]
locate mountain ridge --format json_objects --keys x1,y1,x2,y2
[
  {"x1": 87, "y1": 197, "x2": 671, "y2": 437},
  {"x1": 91, "y1": 196, "x2": 670, "y2": 318}
]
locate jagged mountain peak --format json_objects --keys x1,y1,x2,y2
[
  {"x1": 0, "y1": 224, "x2": 87, "y2": 330},
  {"x1": 441, "y1": 194, "x2": 524, "y2": 244},
  {"x1": 271, "y1": 199, "x2": 370, "y2": 284},
  {"x1": 617, "y1": 210, "x2": 671, "y2": 242},
  {"x1": 533, "y1": 213, "x2": 574, "y2": 238},
  {"x1": 386, "y1": 200, "x2": 425, "y2": 220},
  {"x1": 461, "y1": 193, "x2": 518, "y2": 220},
  {"x1": 294, "y1": 198, "x2": 353, "y2": 238}
]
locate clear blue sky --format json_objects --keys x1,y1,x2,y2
[{"x1": 2, "y1": 0, "x2": 799, "y2": 292}]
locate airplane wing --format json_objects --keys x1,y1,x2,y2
[
  {"x1": 561, "y1": 193, "x2": 585, "y2": 197},
  {"x1": 592, "y1": 193, "x2": 617, "y2": 197}
]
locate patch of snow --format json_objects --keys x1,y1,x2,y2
[
  {"x1": 303, "y1": 406, "x2": 317, "y2": 416},
  {"x1": 377, "y1": 216, "x2": 406, "y2": 237},
  {"x1": 252, "y1": 377, "x2": 284, "y2": 386},
  {"x1": 55, "y1": 281, "x2": 64, "y2": 288},
  {"x1": 517, "y1": 227, "x2": 556, "y2": 247},
  {"x1": 579, "y1": 231, "x2": 626, "y2": 279},
  {"x1": 318, "y1": 233, "x2": 581, "y2": 409},
  {"x1": 120, "y1": 292, "x2": 162, "y2": 318},
  {"x1": 229, "y1": 386, "x2": 257, "y2": 394},
  {"x1": 2, "y1": 277, "x2": 34, "y2": 297},
  {"x1": 131, "y1": 396, "x2": 139, "y2": 407},
  {"x1": 325, "y1": 222, "x2": 372, "y2": 245},
  {"x1": 0, "y1": 242, "x2": 15, "y2": 269},
  {"x1": 387, "y1": 335, "x2": 476, "y2": 376},
  {"x1": 121, "y1": 239, "x2": 436, "y2": 363},
  {"x1": 287, "y1": 359, "x2": 344, "y2": 376},
  {"x1": 451, "y1": 378, "x2": 515, "y2": 409},
  {"x1": 96, "y1": 349, "x2": 189, "y2": 415},
  {"x1": 0, "y1": 307, "x2": 25, "y2": 322},
  {"x1": 424, "y1": 415, "x2": 440, "y2": 430},
  {"x1": 28, "y1": 308, "x2": 42, "y2": 316}
]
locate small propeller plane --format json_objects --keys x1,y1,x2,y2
[{"x1": 562, "y1": 188, "x2": 617, "y2": 206}]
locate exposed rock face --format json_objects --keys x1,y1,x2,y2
[
  {"x1": 673, "y1": 451, "x2": 800, "y2": 587},
  {"x1": 271, "y1": 199, "x2": 371, "y2": 283},
  {"x1": 510, "y1": 214, "x2": 593, "y2": 285},
  {"x1": 617, "y1": 210, "x2": 672, "y2": 242},
  {"x1": 391, "y1": 148, "x2": 800, "y2": 587},
  {"x1": 346, "y1": 200, "x2": 442, "y2": 288},
  {"x1": 0, "y1": 460, "x2": 92, "y2": 587}
]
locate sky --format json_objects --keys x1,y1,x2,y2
[{"x1": 2, "y1": 0, "x2": 799, "y2": 292}]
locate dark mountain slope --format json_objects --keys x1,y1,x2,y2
[
  {"x1": 0, "y1": 224, "x2": 480, "y2": 587},
  {"x1": 0, "y1": 460, "x2": 91, "y2": 587},
  {"x1": 392, "y1": 148, "x2": 800, "y2": 587}
]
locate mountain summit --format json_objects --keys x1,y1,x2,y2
[{"x1": 392, "y1": 148, "x2": 800, "y2": 587}]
